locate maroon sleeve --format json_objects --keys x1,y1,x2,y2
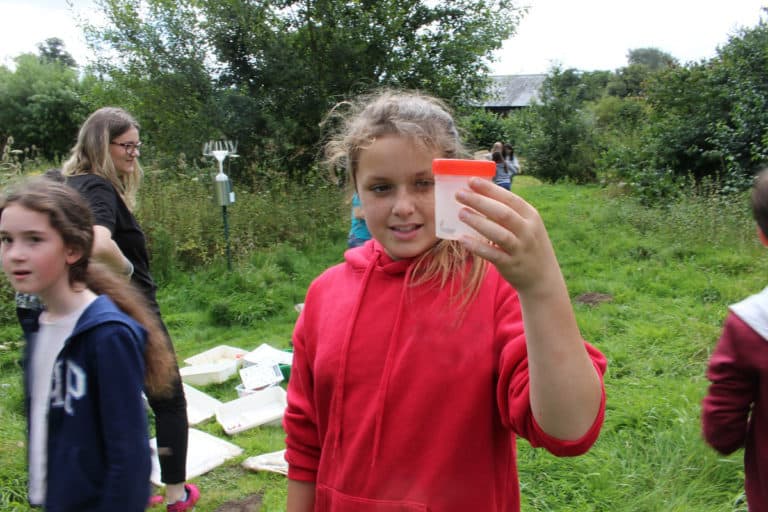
[{"x1": 702, "y1": 312, "x2": 760, "y2": 454}]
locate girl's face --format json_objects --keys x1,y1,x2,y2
[
  {"x1": 356, "y1": 135, "x2": 440, "y2": 260},
  {"x1": 108, "y1": 126, "x2": 141, "y2": 175},
  {"x1": 0, "y1": 204, "x2": 79, "y2": 300}
]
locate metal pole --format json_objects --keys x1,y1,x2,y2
[{"x1": 222, "y1": 204, "x2": 231, "y2": 271}]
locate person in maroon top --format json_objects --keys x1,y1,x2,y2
[{"x1": 702, "y1": 168, "x2": 768, "y2": 511}]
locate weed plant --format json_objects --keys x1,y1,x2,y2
[{"x1": 0, "y1": 175, "x2": 762, "y2": 511}]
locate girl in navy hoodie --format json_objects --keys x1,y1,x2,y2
[{"x1": 0, "y1": 178, "x2": 176, "y2": 512}]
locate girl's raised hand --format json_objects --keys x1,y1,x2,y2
[{"x1": 455, "y1": 177, "x2": 561, "y2": 297}]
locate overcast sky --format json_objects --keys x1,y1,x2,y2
[{"x1": 1, "y1": 0, "x2": 766, "y2": 74}]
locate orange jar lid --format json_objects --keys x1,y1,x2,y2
[{"x1": 432, "y1": 158, "x2": 495, "y2": 177}]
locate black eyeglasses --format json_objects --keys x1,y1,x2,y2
[{"x1": 110, "y1": 141, "x2": 143, "y2": 154}]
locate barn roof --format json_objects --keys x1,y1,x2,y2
[{"x1": 482, "y1": 74, "x2": 547, "y2": 108}]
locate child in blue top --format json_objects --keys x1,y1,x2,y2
[
  {"x1": 348, "y1": 192, "x2": 372, "y2": 248},
  {"x1": 1, "y1": 178, "x2": 176, "y2": 512}
]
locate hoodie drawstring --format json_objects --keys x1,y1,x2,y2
[
  {"x1": 330, "y1": 249, "x2": 380, "y2": 457},
  {"x1": 370, "y1": 263, "x2": 413, "y2": 467}
]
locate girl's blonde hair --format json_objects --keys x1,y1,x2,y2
[
  {"x1": 324, "y1": 89, "x2": 487, "y2": 303},
  {"x1": 0, "y1": 178, "x2": 176, "y2": 397},
  {"x1": 62, "y1": 107, "x2": 143, "y2": 210}
]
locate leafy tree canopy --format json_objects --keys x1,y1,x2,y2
[
  {"x1": 37, "y1": 37, "x2": 78, "y2": 68},
  {"x1": 626, "y1": 47, "x2": 677, "y2": 71},
  {"x1": 0, "y1": 53, "x2": 87, "y2": 160},
  {"x1": 85, "y1": 0, "x2": 524, "y2": 176}
]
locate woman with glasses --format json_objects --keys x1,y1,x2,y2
[{"x1": 59, "y1": 107, "x2": 200, "y2": 511}]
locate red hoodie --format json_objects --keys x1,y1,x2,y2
[{"x1": 285, "y1": 240, "x2": 607, "y2": 511}]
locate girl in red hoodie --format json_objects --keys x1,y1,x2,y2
[{"x1": 284, "y1": 90, "x2": 607, "y2": 512}]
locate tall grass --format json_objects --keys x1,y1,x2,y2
[
  {"x1": 137, "y1": 167, "x2": 348, "y2": 279},
  {"x1": 0, "y1": 175, "x2": 762, "y2": 511}
]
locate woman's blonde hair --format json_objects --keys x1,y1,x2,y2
[
  {"x1": 0, "y1": 178, "x2": 176, "y2": 397},
  {"x1": 324, "y1": 89, "x2": 488, "y2": 304},
  {"x1": 62, "y1": 107, "x2": 143, "y2": 210}
]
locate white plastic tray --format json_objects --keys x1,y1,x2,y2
[
  {"x1": 184, "y1": 344, "x2": 247, "y2": 366},
  {"x1": 215, "y1": 386, "x2": 287, "y2": 435},
  {"x1": 180, "y1": 361, "x2": 238, "y2": 386},
  {"x1": 149, "y1": 428, "x2": 243, "y2": 486},
  {"x1": 183, "y1": 383, "x2": 222, "y2": 425},
  {"x1": 242, "y1": 343, "x2": 293, "y2": 367}
]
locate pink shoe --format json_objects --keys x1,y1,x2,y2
[
  {"x1": 167, "y1": 483, "x2": 200, "y2": 512},
  {"x1": 147, "y1": 494, "x2": 165, "y2": 507}
]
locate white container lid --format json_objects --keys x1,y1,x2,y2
[
  {"x1": 183, "y1": 383, "x2": 223, "y2": 425},
  {"x1": 242, "y1": 343, "x2": 293, "y2": 367},
  {"x1": 149, "y1": 428, "x2": 243, "y2": 486}
]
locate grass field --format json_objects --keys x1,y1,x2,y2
[{"x1": 0, "y1": 175, "x2": 761, "y2": 511}]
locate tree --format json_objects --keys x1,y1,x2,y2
[
  {"x1": 37, "y1": 37, "x2": 78, "y2": 68},
  {"x1": 707, "y1": 14, "x2": 768, "y2": 188},
  {"x1": 627, "y1": 47, "x2": 677, "y2": 71},
  {"x1": 86, "y1": 0, "x2": 524, "y2": 176},
  {"x1": 0, "y1": 54, "x2": 87, "y2": 161},
  {"x1": 607, "y1": 48, "x2": 678, "y2": 98},
  {"x1": 524, "y1": 67, "x2": 597, "y2": 183},
  {"x1": 638, "y1": 14, "x2": 768, "y2": 191},
  {"x1": 84, "y1": 0, "x2": 215, "y2": 168}
]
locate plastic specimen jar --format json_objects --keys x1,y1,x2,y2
[{"x1": 432, "y1": 158, "x2": 495, "y2": 240}]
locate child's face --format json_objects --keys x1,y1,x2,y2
[
  {"x1": 0, "y1": 204, "x2": 77, "y2": 300},
  {"x1": 356, "y1": 135, "x2": 440, "y2": 260}
]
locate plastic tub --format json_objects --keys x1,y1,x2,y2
[
  {"x1": 215, "y1": 386, "x2": 287, "y2": 435},
  {"x1": 180, "y1": 361, "x2": 239, "y2": 386},
  {"x1": 184, "y1": 345, "x2": 247, "y2": 367},
  {"x1": 432, "y1": 158, "x2": 495, "y2": 240}
]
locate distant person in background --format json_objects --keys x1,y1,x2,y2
[
  {"x1": 485, "y1": 141, "x2": 504, "y2": 161},
  {"x1": 61, "y1": 107, "x2": 200, "y2": 511},
  {"x1": 347, "y1": 192, "x2": 371, "y2": 249},
  {"x1": 503, "y1": 143, "x2": 521, "y2": 176},
  {"x1": 702, "y1": 167, "x2": 768, "y2": 512},
  {"x1": 491, "y1": 150, "x2": 512, "y2": 190}
]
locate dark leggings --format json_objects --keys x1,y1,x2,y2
[{"x1": 146, "y1": 299, "x2": 188, "y2": 485}]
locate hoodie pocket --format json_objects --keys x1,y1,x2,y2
[{"x1": 316, "y1": 484, "x2": 429, "y2": 511}]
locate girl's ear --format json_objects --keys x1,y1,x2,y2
[
  {"x1": 65, "y1": 246, "x2": 83, "y2": 265},
  {"x1": 758, "y1": 226, "x2": 768, "y2": 247}
]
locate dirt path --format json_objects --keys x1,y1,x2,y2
[{"x1": 214, "y1": 493, "x2": 263, "y2": 512}]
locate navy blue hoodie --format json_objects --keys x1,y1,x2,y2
[{"x1": 21, "y1": 295, "x2": 150, "y2": 512}]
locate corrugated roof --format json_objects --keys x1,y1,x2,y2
[{"x1": 482, "y1": 74, "x2": 547, "y2": 108}]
